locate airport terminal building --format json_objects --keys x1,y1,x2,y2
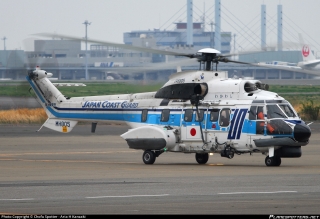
[{"x1": 0, "y1": 21, "x2": 308, "y2": 81}]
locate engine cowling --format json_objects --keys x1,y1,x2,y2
[{"x1": 155, "y1": 83, "x2": 208, "y2": 100}]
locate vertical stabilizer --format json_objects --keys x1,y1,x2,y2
[
  {"x1": 27, "y1": 67, "x2": 79, "y2": 133},
  {"x1": 26, "y1": 66, "x2": 67, "y2": 118},
  {"x1": 299, "y1": 33, "x2": 316, "y2": 61}
]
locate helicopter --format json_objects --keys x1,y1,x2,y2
[{"x1": 26, "y1": 33, "x2": 312, "y2": 167}]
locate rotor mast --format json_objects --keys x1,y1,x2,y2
[{"x1": 197, "y1": 48, "x2": 221, "y2": 71}]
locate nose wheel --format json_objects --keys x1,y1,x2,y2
[{"x1": 265, "y1": 156, "x2": 281, "y2": 166}]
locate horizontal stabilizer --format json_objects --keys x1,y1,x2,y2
[
  {"x1": 40, "y1": 118, "x2": 78, "y2": 133},
  {"x1": 300, "y1": 60, "x2": 320, "y2": 68}
]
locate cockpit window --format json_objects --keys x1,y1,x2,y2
[
  {"x1": 249, "y1": 106, "x2": 257, "y2": 120},
  {"x1": 266, "y1": 105, "x2": 287, "y2": 118},
  {"x1": 279, "y1": 104, "x2": 297, "y2": 118}
]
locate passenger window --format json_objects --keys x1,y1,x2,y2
[
  {"x1": 195, "y1": 109, "x2": 204, "y2": 122},
  {"x1": 219, "y1": 108, "x2": 230, "y2": 127},
  {"x1": 184, "y1": 109, "x2": 193, "y2": 122},
  {"x1": 210, "y1": 109, "x2": 220, "y2": 121},
  {"x1": 141, "y1": 109, "x2": 148, "y2": 122},
  {"x1": 161, "y1": 109, "x2": 170, "y2": 122}
]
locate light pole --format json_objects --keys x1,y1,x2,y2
[
  {"x1": 2, "y1": 36, "x2": 6, "y2": 51},
  {"x1": 1, "y1": 36, "x2": 7, "y2": 78},
  {"x1": 83, "y1": 20, "x2": 91, "y2": 80},
  {"x1": 210, "y1": 21, "x2": 214, "y2": 48}
]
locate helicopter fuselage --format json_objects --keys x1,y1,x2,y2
[{"x1": 27, "y1": 68, "x2": 311, "y2": 166}]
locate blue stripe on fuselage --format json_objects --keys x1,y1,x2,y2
[
  {"x1": 228, "y1": 108, "x2": 248, "y2": 140},
  {"x1": 26, "y1": 76, "x2": 46, "y2": 104}
]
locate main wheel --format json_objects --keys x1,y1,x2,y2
[
  {"x1": 274, "y1": 156, "x2": 281, "y2": 166},
  {"x1": 265, "y1": 156, "x2": 275, "y2": 166},
  {"x1": 195, "y1": 153, "x2": 209, "y2": 164},
  {"x1": 142, "y1": 150, "x2": 156, "y2": 164},
  {"x1": 265, "y1": 156, "x2": 281, "y2": 166}
]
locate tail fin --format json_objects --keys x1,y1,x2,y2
[
  {"x1": 27, "y1": 66, "x2": 78, "y2": 133},
  {"x1": 26, "y1": 66, "x2": 67, "y2": 114},
  {"x1": 299, "y1": 33, "x2": 316, "y2": 61}
]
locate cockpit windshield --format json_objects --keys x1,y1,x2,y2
[
  {"x1": 279, "y1": 104, "x2": 296, "y2": 117},
  {"x1": 266, "y1": 104, "x2": 297, "y2": 119}
]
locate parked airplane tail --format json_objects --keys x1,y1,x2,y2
[{"x1": 299, "y1": 33, "x2": 316, "y2": 61}]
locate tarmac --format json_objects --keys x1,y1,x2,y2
[{"x1": 0, "y1": 123, "x2": 319, "y2": 215}]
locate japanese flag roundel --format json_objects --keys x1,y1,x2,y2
[{"x1": 190, "y1": 128, "x2": 196, "y2": 136}]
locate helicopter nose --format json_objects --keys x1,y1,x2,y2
[{"x1": 294, "y1": 123, "x2": 311, "y2": 142}]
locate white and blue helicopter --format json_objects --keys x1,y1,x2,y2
[{"x1": 26, "y1": 33, "x2": 311, "y2": 166}]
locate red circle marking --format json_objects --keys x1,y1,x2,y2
[
  {"x1": 302, "y1": 45, "x2": 310, "y2": 57},
  {"x1": 190, "y1": 128, "x2": 196, "y2": 136}
]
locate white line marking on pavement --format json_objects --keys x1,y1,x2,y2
[
  {"x1": 218, "y1": 191, "x2": 297, "y2": 195},
  {"x1": 86, "y1": 194, "x2": 170, "y2": 199},
  {"x1": 0, "y1": 198, "x2": 35, "y2": 201}
]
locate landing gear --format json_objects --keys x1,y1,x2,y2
[
  {"x1": 265, "y1": 156, "x2": 281, "y2": 166},
  {"x1": 142, "y1": 150, "x2": 156, "y2": 164},
  {"x1": 275, "y1": 156, "x2": 281, "y2": 166},
  {"x1": 195, "y1": 153, "x2": 209, "y2": 164},
  {"x1": 220, "y1": 145, "x2": 235, "y2": 159}
]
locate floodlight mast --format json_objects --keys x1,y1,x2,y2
[
  {"x1": 2, "y1": 36, "x2": 6, "y2": 50},
  {"x1": 83, "y1": 20, "x2": 91, "y2": 80}
]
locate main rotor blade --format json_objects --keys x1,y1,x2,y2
[
  {"x1": 224, "y1": 56, "x2": 320, "y2": 76},
  {"x1": 34, "y1": 32, "x2": 195, "y2": 58},
  {"x1": 210, "y1": 57, "x2": 320, "y2": 77},
  {"x1": 249, "y1": 62, "x2": 320, "y2": 76},
  {"x1": 220, "y1": 49, "x2": 268, "y2": 58},
  {"x1": 225, "y1": 59, "x2": 255, "y2": 65},
  {"x1": 120, "y1": 58, "x2": 199, "y2": 74}
]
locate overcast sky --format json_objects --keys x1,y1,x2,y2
[{"x1": 1, "y1": 0, "x2": 320, "y2": 54}]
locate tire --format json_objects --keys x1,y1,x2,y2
[
  {"x1": 265, "y1": 156, "x2": 280, "y2": 167},
  {"x1": 142, "y1": 150, "x2": 156, "y2": 165},
  {"x1": 274, "y1": 156, "x2": 281, "y2": 166},
  {"x1": 195, "y1": 153, "x2": 209, "y2": 164}
]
